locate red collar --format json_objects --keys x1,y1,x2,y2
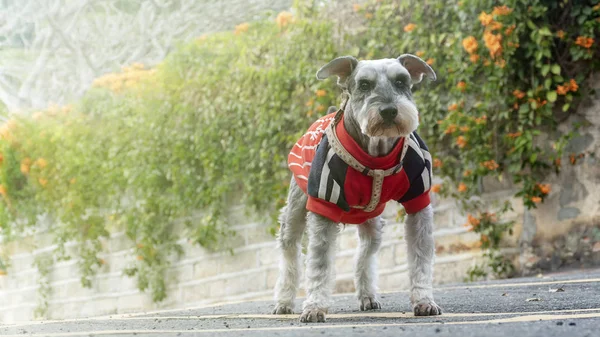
[{"x1": 335, "y1": 119, "x2": 405, "y2": 170}]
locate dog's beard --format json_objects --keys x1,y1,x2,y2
[{"x1": 360, "y1": 99, "x2": 419, "y2": 138}]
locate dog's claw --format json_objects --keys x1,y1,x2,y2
[
  {"x1": 413, "y1": 301, "x2": 442, "y2": 316},
  {"x1": 272, "y1": 304, "x2": 293, "y2": 315},
  {"x1": 359, "y1": 296, "x2": 382, "y2": 311},
  {"x1": 299, "y1": 308, "x2": 326, "y2": 323}
]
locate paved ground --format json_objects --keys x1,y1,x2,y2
[{"x1": 1, "y1": 268, "x2": 600, "y2": 337}]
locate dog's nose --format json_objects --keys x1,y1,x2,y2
[{"x1": 379, "y1": 106, "x2": 398, "y2": 120}]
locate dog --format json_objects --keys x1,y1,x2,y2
[{"x1": 272, "y1": 55, "x2": 441, "y2": 323}]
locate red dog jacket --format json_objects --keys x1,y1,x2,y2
[{"x1": 288, "y1": 111, "x2": 432, "y2": 224}]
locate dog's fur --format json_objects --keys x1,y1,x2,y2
[{"x1": 272, "y1": 55, "x2": 442, "y2": 323}]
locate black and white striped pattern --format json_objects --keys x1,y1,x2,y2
[
  {"x1": 307, "y1": 135, "x2": 351, "y2": 211},
  {"x1": 307, "y1": 131, "x2": 432, "y2": 211},
  {"x1": 397, "y1": 132, "x2": 432, "y2": 204}
]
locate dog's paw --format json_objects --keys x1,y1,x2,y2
[
  {"x1": 272, "y1": 304, "x2": 293, "y2": 315},
  {"x1": 299, "y1": 308, "x2": 327, "y2": 323},
  {"x1": 413, "y1": 300, "x2": 442, "y2": 316},
  {"x1": 359, "y1": 296, "x2": 382, "y2": 311}
]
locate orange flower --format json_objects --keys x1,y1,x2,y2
[
  {"x1": 305, "y1": 99, "x2": 314, "y2": 107},
  {"x1": 481, "y1": 160, "x2": 499, "y2": 170},
  {"x1": 316, "y1": 89, "x2": 327, "y2": 97},
  {"x1": 462, "y1": 36, "x2": 479, "y2": 54},
  {"x1": 513, "y1": 103, "x2": 519, "y2": 110},
  {"x1": 20, "y1": 158, "x2": 32, "y2": 175},
  {"x1": 99, "y1": 259, "x2": 106, "y2": 265},
  {"x1": 570, "y1": 154, "x2": 577, "y2": 165},
  {"x1": 507, "y1": 131, "x2": 522, "y2": 138},
  {"x1": 463, "y1": 170, "x2": 472, "y2": 177},
  {"x1": 353, "y1": 4, "x2": 361, "y2": 12},
  {"x1": 483, "y1": 30, "x2": 503, "y2": 58},
  {"x1": 460, "y1": 126, "x2": 470, "y2": 132},
  {"x1": 456, "y1": 81, "x2": 467, "y2": 92},
  {"x1": 456, "y1": 136, "x2": 467, "y2": 148},
  {"x1": 504, "y1": 25, "x2": 516, "y2": 36},
  {"x1": 316, "y1": 105, "x2": 325, "y2": 112},
  {"x1": 475, "y1": 115, "x2": 487, "y2": 124},
  {"x1": 0, "y1": 153, "x2": 3, "y2": 166},
  {"x1": 0, "y1": 184, "x2": 7, "y2": 197},
  {"x1": 556, "y1": 85, "x2": 569, "y2": 95},
  {"x1": 469, "y1": 54, "x2": 480, "y2": 63},
  {"x1": 575, "y1": 36, "x2": 594, "y2": 49},
  {"x1": 495, "y1": 59, "x2": 506, "y2": 68},
  {"x1": 365, "y1": 13, "x2": 373, "y2": 19},
  {"x1": 415, "y1": 50, "x2": 425, "y2": 57},
  {"x1": 513, "y1": 89, "x2": 525, "y2": 99},
  {"x1": 36, "y1": 158, "x2": 48, "y2": 169},
  {"x1": 467, "y1": 214, "x2": 481, "y2": 227},
  {"x1": 448, "y1": 103, "x2": 458, "y2": 112},
  {"x1": 234, "y1": 23, "x2": 249, "y2": 35},
  {"x1": 404, "y1": 23, "x2": 417, "y2": 32},
  {"x1": 479, "y1": 11, "x2": 493, "y2": 26},
  {"x1": 594, "y1": 3, "x2": 600, "y2": 11},
  {"x1": 458, "y1": 182, "x2": 468, "y2": 192},
  {"x1": 492, "y1": 5, "x2": 513, "y2": 16},
  {"x1": 426, "y1": 58, "x2": 435, "y2": 65},
  {"x1": 136, "y1": 255, "x2": 144, "y2": 261},
  {"x1": 38, "y1": 178, "x2": 48, "y2": 187},
  {"x1": 70, "y1": 178, "x2": 77, "y2": 184},
  {"x1": 275, "y1": 11, "x2": 293, "y2": 28},
  {"x1": 431, "y1": 184, "x2": 442, "y2": 193},
  {"x1": 488, "y1": 21, "x2": 503, "y2": 31},
  {"x1": 556, "y1": 30, "x2": 565, "y2": 39},
  {"x1": 555, "y1": 158, "x2": 561, "y2": 167},
  {"x1": 531, "y1": 196, "x2": 542, "y2": 203},
  {"x1": 537, "y1": 183, "x2": 551, "y2": 195},
  {"x1": 481, "y1": 234, "x2": 490, "y2": 244},
  {"x1": 433, "y1": 158, "x2": 443, "y2": 168},
  {"x1": 568, "y1": 79, "x2": 578, "y2": 92},
  {"x1": 444, "y1": 124, "x2": 457, "y2": 134}
]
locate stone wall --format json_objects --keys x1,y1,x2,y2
[{"x1": 0, "y1": 199, "x2": 484, "y2": 323}]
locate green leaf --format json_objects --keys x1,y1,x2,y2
[
  {"x1": 541, "y1": 65, "x2": 550, "y2": 76},
  {"x1": 539, "y1": 27, "x2": 552, "y2": 36},
  {"x1": 551, "y1": 64, "x2": 561, "y2": 75},
  {"x1": 562, "y1": 103, "x2": 570, "y2": 112},
  {"x1": 546, "y1": 91, "x2": 557, "y2": 102}
]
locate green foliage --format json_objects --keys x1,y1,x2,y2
[
  {"x1": 0, "y1": 0, "x2": 598, "y2": 308},
  {"x1": 357, "y1": 0, "x2": 599, "y2": 278}
]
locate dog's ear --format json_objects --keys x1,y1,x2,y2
[
  {"x1": 397, "y1": 54, "x2": 436, "y2": 84},
  {"x1": 316, "y1": 56, "x2": 359, "y2": 86}
]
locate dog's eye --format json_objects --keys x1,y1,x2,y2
[
  {"x1": 358, "y1": 81, "x2": 371, "y2": 91},
  {"x1": 394, "y1": 80, "x2": 405, "y2": 87}
]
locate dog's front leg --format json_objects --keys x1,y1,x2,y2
[
  {"x1": 300, "y1": 211, "x2": 339, "y2": 323},
  {"x1": 354, "y1": 217, "x2": 383, "y2": 311},
  {"x1": 405, "y1": 205, "x2": 442, "y2": 316}
]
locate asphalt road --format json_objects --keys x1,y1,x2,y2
[{"x1": 1, "y1": 268, "x2": 600, "y2": 337}]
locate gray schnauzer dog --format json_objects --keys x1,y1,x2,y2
[{"x1": 272, "y1": 55, "x2": 442, "y2": 323}]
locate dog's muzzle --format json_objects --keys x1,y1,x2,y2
[{"x1": 379, "y1": 105, "x2": 398, "y2": 123}]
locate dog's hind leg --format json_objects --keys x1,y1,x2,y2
[
  {"x1": 272, "y1": 177, "x2": 308, "y2": 314},
  {"x1": 300, "y1": 212, "x2": 339, "y2": 323},
  {"x1": 354, "y1": 216, "x2": 383, "y2": 311},
  {"x1": 405, "y1": 205, "x2": 442, "y2": 316}
]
